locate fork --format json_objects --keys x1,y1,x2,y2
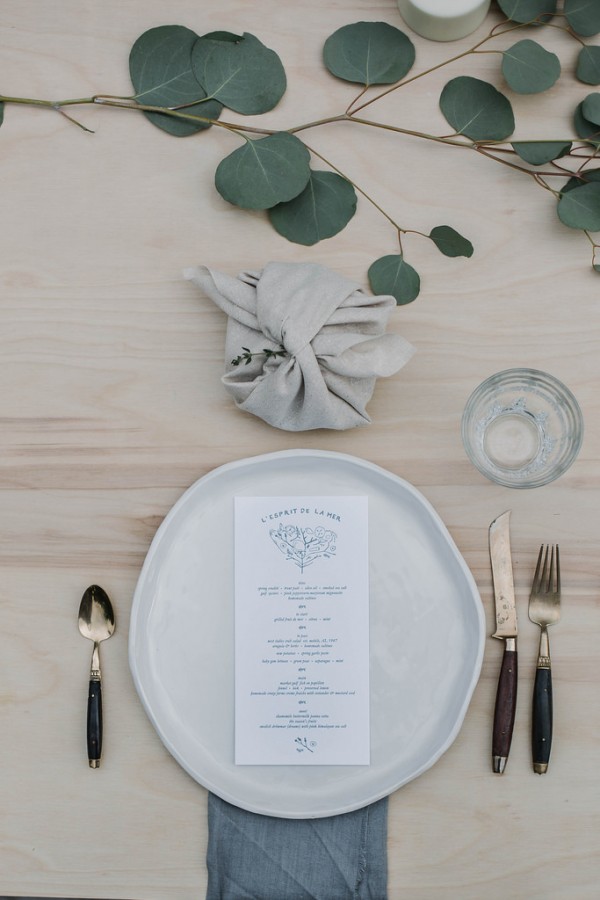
[{"x1": 528, "y1": 544, "x2": 561, "y2": 774}]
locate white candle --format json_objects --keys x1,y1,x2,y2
[{"x1": 397, "y1": 0, "x2": 491, "y2": 41}]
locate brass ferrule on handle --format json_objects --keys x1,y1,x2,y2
[
  {"x1": 536, "y1": 628, "x2": 551, "y2": 669},
  {"x1": 90, "y1": 641, "x2": 102, "y2": 682}
]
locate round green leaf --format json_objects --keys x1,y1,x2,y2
[
  {"x1": 440, "y1": 77, "x2": 515, "y2": 141},
  {"x1": 574, "y1": 100, "x2": 600, "y2": 148},
  {"x1": 323, "y1": 21, "x2": 415, "y2": 86},
  {"x1": 268, "y1": 171, "x2": 357, "y2": 246},
  {"x1": 582, "y1": 92, "x2": 600, "y2": 126},
  {"x1": 561, "y1": 168, "x2": 600, "y2": 195},
  {"x1": 192, "y1": 32, "x2": 286, "y2": 115},
  {"x1": 129, "y1": 25, "x2": 221, "y2": 136},
  {"x1": 368, "y1": 255, "x2": 420, "y2": 305},
  {"x1": 130, "y1": 25, "x2": 201, "y2": 104},
  {"x1": 594, "y1": 263, "x2": 600, "y2": 273},
  {"x1": 497, "y1": 0, "x2": 557, "y2": 24},
  {"x1": 565, "y1": 0, "x2": 600, "y2": 36},
  {"x1": 576, "y1": 46, "x2": 600, "y2": 85},
  {"x1": 215, "y1": 133, "x2": 311, "y2": 210},
  {"x1": 512, "y1": 141, "x2": 572, "y2": 164},
  {"x1": 429, "y1": 226, "x2": 473, "y2": 258},
  {"x1": 557, "y1": 182, "x2": 600, "y2": 230},
  {"x1": 501, "y1": 40, "x2": 560, "y2": 94}
]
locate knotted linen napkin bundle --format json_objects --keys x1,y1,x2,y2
[{"x1": 184, "y1": 261, "x2": 415, "y2": 431}]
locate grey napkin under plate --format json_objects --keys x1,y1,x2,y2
[
  {"x1": 184, "y1": 262, "x2": 415, "y2": 431},
  {"x1": 206, "y1": 792, "x2": 389, "y2": 900}
]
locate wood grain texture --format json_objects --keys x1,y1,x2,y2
[{"x1": 1, "y1": 1, "x2": 599, "y2": 897}]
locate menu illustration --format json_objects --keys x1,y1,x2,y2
[{"x1": 234, "y1": 496, "x2": 370, "y2": 765}]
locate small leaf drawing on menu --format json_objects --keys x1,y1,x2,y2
[
  {"x1": 295, "y1": 737, "x2": 316, "y2": 753},
  {"x1": 269, "y1": 524, "x2": 337, "y2": 572}
]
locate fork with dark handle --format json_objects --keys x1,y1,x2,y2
[{"x1": 528, "y1": 545, "x2": 561, "y2": 774}]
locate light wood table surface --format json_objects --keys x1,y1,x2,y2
[{"x1": 1, "y1": 2, "x2": 599, "y2": 898}]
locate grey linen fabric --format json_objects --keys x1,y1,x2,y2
[
  {"x1": 206, "y1": 793, "x2": 389, "y2": 900},
  {"x1": 184, "y1": 262, "x2": 415, "y2": 431}
]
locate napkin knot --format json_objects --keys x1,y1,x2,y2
[
  {"x1": 264, "y1": 316, "x2": 309, "y2": 360},
  {"x1": 184, "y1": 261, "x2": 415, "y2": 431},
  {"x1": 280, "y1": 327, "x2": 310, "y2": 360}
]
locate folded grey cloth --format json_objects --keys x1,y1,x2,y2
[
  {"x1": 184, "y1": 262, "x2": 414, "y2": 431},
  {"x1": 206, "y1": 793, "x2": 389, "y2": 900}
]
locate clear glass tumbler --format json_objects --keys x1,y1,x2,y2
[{"x1": 461, "y1": 368, "x2": 583, "y2": 488}]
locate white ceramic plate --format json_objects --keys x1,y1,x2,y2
[{"x1": 129, "y1": 450, "x2": 485, "y2": 818}]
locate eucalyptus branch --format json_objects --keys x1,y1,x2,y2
[
  {"x1": 1, "y1": 9, "x2": 599, "y2": 304},
  {"x1": 349, "y1": 19, "x2": 537, "y2": 116},
  {"x1": 0, "y1": 91, "x2": 275, "y2": 138},
  {"x1": 350, "y1": 32, "x2": 493, "y2": 115}
]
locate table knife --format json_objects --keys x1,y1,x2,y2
[{"x1": 489, "y1": 510, "x2": 518, "y2": 774}]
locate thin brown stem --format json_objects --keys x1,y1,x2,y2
[
  {"x1": 301, "y1": 140, "x2": 405, "y2": 232},
  {"x1": 346, "y1": 86, "x2": 369, "y2": 115},
  {"x1": 91, "y1": 96, "x2": 254, "y2": 135},
  {"x1": 55, "y1": 106, "x2": 95, "y2": 133},
  {"x1": 474, "y1": 144, "x2": 555, "y2": 179},
  {"x1": 0, "y1": 92, "x2": 274, "y2": 137},
  {"x1": 288, "y1": 113, "x2": 350, "y2": 134},
  {"x1": 347, "y1": 114, "x2": 470, "y2": 147}
]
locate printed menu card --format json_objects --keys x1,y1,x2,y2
[{"x1": 234, "y1": 496, "x2": 370, "y2": 765}]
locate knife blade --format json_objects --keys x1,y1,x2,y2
[{"x1": 489, "y1": 510, "x2": 518, "y2": 774}]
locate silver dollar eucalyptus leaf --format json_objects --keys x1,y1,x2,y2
[
  {"x1": 215, "y1": 133, "x2": 311, "y2": 210},
  {"x1": 269, "y1": 171, "x2": 357, "y2": 246},
  {"x1": 368, "y1": 254, "x2": 420, "y2": 305},
  {"x1": 192, "y1": 32, "x2": 286, "y2": 115},
  {"x1": 129, "y1": 24, "x2": 222, "y2": 135},
  {"x1": 440, "y1": 77, "x2": 515, "y2": 141},
  {"x1": 323, "y1": 21, "x2": 415, "y2": 86}
]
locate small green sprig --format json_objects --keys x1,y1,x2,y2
[{"x1": 231, "y1": 345, "x2": 287, "y2": 366}]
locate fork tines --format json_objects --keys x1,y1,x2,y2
[{"x1": 531, "y1": 544, "x2": 560, "y2": 596}]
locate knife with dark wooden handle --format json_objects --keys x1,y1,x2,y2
[{"x1": 489, "y1": 511, "x2": 518, "y2": 774}]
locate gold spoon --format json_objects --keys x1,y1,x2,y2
[{"x1": 78, "y1": 585, "x2": 115, "y2": 768}]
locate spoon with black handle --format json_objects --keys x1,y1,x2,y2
[{"x1": 78, "y1": 585, "x2": 115, "y2": 767}]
